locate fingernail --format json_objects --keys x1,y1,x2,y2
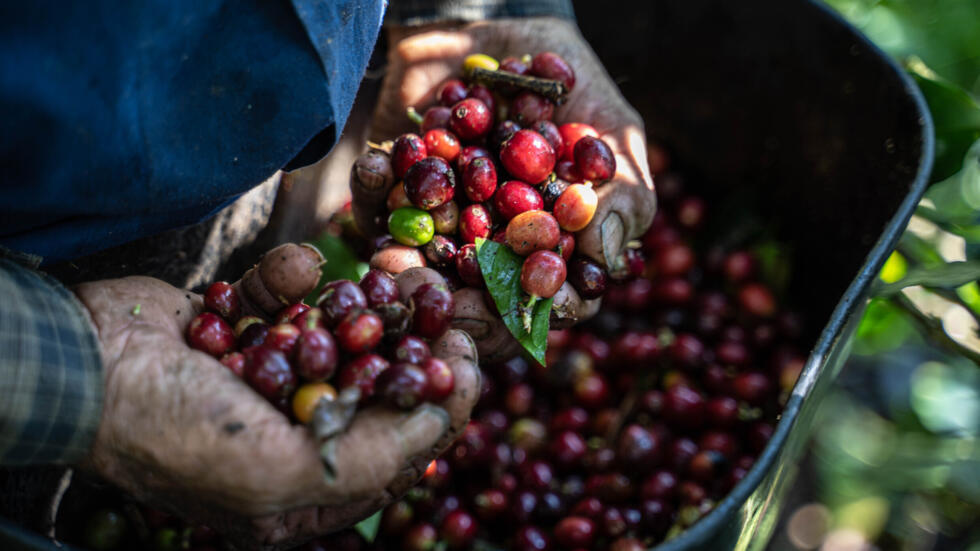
[
  {"x1": 399, "y1": 406, "x2": 450, "y2": 457},
  {"x1": 600, "y1": 213, "x2": 625, "y2": 268}
]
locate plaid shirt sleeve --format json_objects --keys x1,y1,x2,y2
[
  {"x1": 0, "y1": 252, "x2": 103, "y2": 466},
  {"x1": 385, "y1": 0, "x2": 575, "y2": 25}
]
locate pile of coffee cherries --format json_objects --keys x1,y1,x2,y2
[
  {"x1": 184, "y1": 269, "x2": 456, "y2": 423},
  {"x1": 309, "y1": 149, "x2": 807, "y2": 551},
  {"x1": 380, "y1": 51, "x2": 617, "y2": 304}
]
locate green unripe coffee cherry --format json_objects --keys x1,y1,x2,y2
[
  {"x1": 389, "y1": 207, "x2": 435, "y2": 247},
  {"x1": 83, "y1": 509, "x2": 127, "y2": 551}
]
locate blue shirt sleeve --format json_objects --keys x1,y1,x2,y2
[{"x1": 0, "y1": 0, "x2": 384, "y2": 265}]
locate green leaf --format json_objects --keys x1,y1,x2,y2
[
  {"x1": 873, "y1": 260, "x2": 980, "y2": 297},
  {"x1": 917, "y1": 138, "x2": 980, "y2": 231},
  {"x1": 305, "y1": 232, "x2": 370, "y2": 304},
  {"x1": 475, "y1": 238, "x2": 553, "y2": 364},
  {"x1": 908, "y1": 72, "x2": 980, "y2": 181},
  {"x1": 353, "y1": 511, "x2": 382, "y2": 543}
]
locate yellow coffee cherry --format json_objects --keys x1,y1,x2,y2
[
  {"x1": 463, "y1": 53, "x2": 499, "y2": 74},
  {"x1": 292, "y1": 382, "x2": 338, "y2": 424}
]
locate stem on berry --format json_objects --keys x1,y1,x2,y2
[
  {"x1": 520, "y1": 295, "x2": 539, "y2": 334},
  {"x1": 469, "y1": 68, "x2": 569, "y2": 105},
  {"x1": 406, "y1": 107, "x2": 424, "y2": 126}
]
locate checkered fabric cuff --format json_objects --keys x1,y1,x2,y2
[
  {"x1": 385, "y1": 0, "x2": 575, "y2": 25},
  {"x1": 0, "y1": 256, "x2": 103, "y2": 465}
]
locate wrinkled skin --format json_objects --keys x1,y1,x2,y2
[
  {"x1": 73, "y1": 256, "x2": 480, "y2": 550},
  {"x1": 352, "y1": 18, "x2": 656, "y2": 362}
]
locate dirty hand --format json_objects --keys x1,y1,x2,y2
[
  {"x1": 73, "y1": 244, "x2": 481, "y2": 550},
  {"x1": 350, "y1": 17, "x2": 656, "y2": 363}
]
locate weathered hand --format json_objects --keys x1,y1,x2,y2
[
  {"x1": 73, "y1": 244, "x2": 480, "y2": 550},
  {"x1": 351, "y1": 17, "x2": 655, "y2": 362}
]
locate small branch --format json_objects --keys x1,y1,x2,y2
[
  {"x1": 892, "y1": 293, "x2": 980, "y2": 366},
  {"x1": 469, "y1": 68, "x2": 569, "y2": 105},
  {"x1": 930, "y1": 287, "x2": 980, "y2": 328}
]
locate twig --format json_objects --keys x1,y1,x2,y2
[
  {"x1": 469, "y1": 68, "x2": 569, "y2": 105},
  {"x1": 930, "y1": 287, "x2": 980, "y2": 329},
  {"x1": 892, "y1": 293, "x2": 980, "y2": 366}
]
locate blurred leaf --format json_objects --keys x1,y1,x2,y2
[
  {"x1": 898, "y1": 231, "x2": 946, "y2": 267},
  {"x1": 834, "y1": 496, "x2": 891, "y2": 540},
  {"x1": 354, "y1": 511, "x2": 382, "y2": 543},
  {"x1": 880, "y1": 251, "x2": 909, "y2": 283},
  {"x1": 825, "y1": 0, "x2": 980, "y2": 95},
  {"x1": 918, "y1": 138, "x2": 980, "y2": 228},
  {"x1": 305, "y1": 233, "x2": 369, "y2": 304},
  {"x1": 909, "y1": 71, "x2": 980, "y2": 181},
  {"x1": 911, "y1": 361, "x2": 980, "y2": 435},
  {"x1": 752, "y1": 239, "x2": 792, "y2": 295},
  {"x1": 476, "y1": 238, "x2": 553, "y2": 365},
  {"x1": 873, "y1": 261, "x2": 980, "y2": 296},
  {"x1": 855, "y1": 298, "x2": 918, "y2": 354}
]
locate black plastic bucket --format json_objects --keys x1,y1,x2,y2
[{"x1": 0, "y1": 0, "x2": 932, "y2": 549}]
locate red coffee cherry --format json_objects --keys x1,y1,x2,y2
[{"x1": 500, "y1": 129, "x2": 556, "y2": 184}]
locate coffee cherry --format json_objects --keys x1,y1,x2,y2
[
  {"x1": 424, "y1": 235, "x2": 458, "y2": 267},
  {"x1": 387, "y1": 182, "x2": 413, "y2": 212},
  {"x1": 449, "y1": 98, "x2": 493, "y2": 140},
  {"x1": 237, "y1": 318, "x2": 270, "y2": 349},
  {"x1": 500, "y1": 130, "x2": 556, "y2": 184},
  {"x1": 567, "y1": 258, "x2": 608, "y2": 300},
  {"x1": 204, "y1": 281, "x2": 241, "y2": 321},
  {"x1": 550, "y1": 430, "x2": 587, "y2": 468},
  {"x1": 437, "y1": 79, "x2": 468, "y2": 106},
  {"x1": 467, "y1": 83, "x2": 496, "y2": 114},
  {"x1": 574, "y1": 136, "x2": 616, "y2": 182},
  {"x1": 550, "y1": 406, "x2": 589, "y2": 432},
  {"x1": 317, "y1": 280, "x2": 368, "y2": 327},
  {"x1": 391, "y1": 336, "x2": 428, "y2": 365},
  {"x1": 748, "y1": 422, "x2": 774, "y2": 452},
  {"x1": 440, "y1": 510, "x2": 477, "y2": 549},
  {"x1": 404, "y1": 157, "x2": 456, "y2": 210},
  {"x1": 617, "y1": 424, "x2": 661, "y2": 470},
  {"x1": 640, "y1": 498, "x2": 672, "y2": 533},
  {"x1": 376, "y1": 362, "x2": 428, "y2": 410},
  {"x1": 716, "y1": 340, "x2": 751, "y2": 366},
  {"x1": 381, "y1": 501, "x2": 415, "y2": 535},
  {"x1": 292, "y1": 382, "x2": 337, "y2": 424},
  {"x1": 377, "y1": 301, "x2": 413, "y2": 340},
  {"x1": 553, "y1": 183, "x2": 598, "y2": 231},
  {"x1": 520, "y1": 250, "x2": 566, "y2": 299},
  {"x1": 455, "y1": 244, "x2": 483, "y2": 287},
  {"x1": 676, "y1": 196, "x2": 706, "y2": 229},
  {"x1": 511, "y1": 92, "x2": 554, "y2": 126},
  {"x1": 723, "y1": 250, "x2": 757, "y2": 282},
  {"x1": 733, "y1": 371, "x2": 772, "y2": 404},
  {"x1": 243, "y1": 346, "x2": 297, "y2": 402},
  {"x1": 459, "y1": 203, "x2": 492, "y2": 243},
  {"x1": 554, "y1": 516, "x2": 595, "y2": 548},
  {"x1": 706, "y1": 396, "x2": 739, "y2": 428},
  {"x1": 494, "y1": 180, "x2": 544, "y2": 220},
  {"x1": 689, "y1": 450, "x2": 727, "y2": 482},
  {"x1": 389, "y1": 207, "x2": 436, "y2": 247},
  {"x1": 423, "y1": 357, "x2": 455, "y2": 401},
  {"x1": 573, "y1": 372, "x2": 609, "y2": 409},
  {"x1": 641, "y1": 470, "x2": 678, "y2": 500},
  {"x1": 335, "y1": 310, "x2": 384, "y2": 353},
  {"x1": 360, "y1": 269, "x2": 399, "y2": 307},
  {"x1": 336, "y1": 353, "x2": 390, "y2": 400},
  {"x1": 663, "y1": 385, "x2": 705, "y2": 429},
  {"x1": 275, "y1": 303, "x2": 310, "y2": 326},
  {"x1": 403, "y1": 523, "x2": 437, "y2": 551},
  {"x1": 700, "y1": 431, "x2": 739, "y2": 459},
  {"x1": 457, "y1": 145, "x2": 491, "y2": 171},
  {"x1": 489, "y1": 120, "x2": 522, "y2": 153},
  {"x1": 611, "y1": 537, "x2": 646, "y2": 551},
  {"x1": 424, "y1": 129, "x2": 461, "y2": 162},
  {"x1": 295, "y1": 327, "x2": 339, "y2": 381},
  {"x1": 187, "y1": 312, "x2": 235, "y2": 357},
  {"x1": 532, "y1": 120, "x2": 563, "y2": 153},
  {"x1": 557, "y1": 122, "x2": 599, "y2": 160},
  {"x1": 655, "y1": 242, "x2": 695, "y2": 276},
  {"x1": 670, "y1": 333, "x2": 704, "y2": 368},
  {"x1": 540, "y1": 178, "x2": 569, "y2": 210},
  {"x1": 602, "y1": 507, "x2": 627, "y2": 538},
  {"x1": 421, "y1": 106, "x2": 451, "y2": 131},
  {"x1": 530, "y1": 52, "x2": 576, "y2": 90},
  {"x1": 263, "y1": 323, "x2": 301, "y2": 356},
  {"x1": 504, "y1": 382, "x2": 534, "y2": 417},
  {"x1": 473, "y1": 489, "x2": 507, "y2": 520},
  {"x1": 220, "y1": 351, "x2": 245, "y2": 377},
  {"x1": 83, "y1": 509, "x2": 127, "y2": 551},
  {"x1": 411, "y1": 283, "x2": 454, "y2": 339},
  {"x1": 506, "y1": 210, "x2": 561, "y2": 255},
  {"x1": 739, "y1": 282, "x2": 776, "y2": 317},
  {"x1": 461, "y1": 157, "x2": 497, "y2": 202},
  {"x1": 513, "y1": 526, "x2": 550, "y2": 551},
  {"x1": 392, "y1": 134, "x2": 428, "y2": 179},
  {"x1": 557, "y1": 232, "x2": 575, "y2": 262},
  {"x1": 555, "y1": 159, "x2": 582, "y2": 182}
]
